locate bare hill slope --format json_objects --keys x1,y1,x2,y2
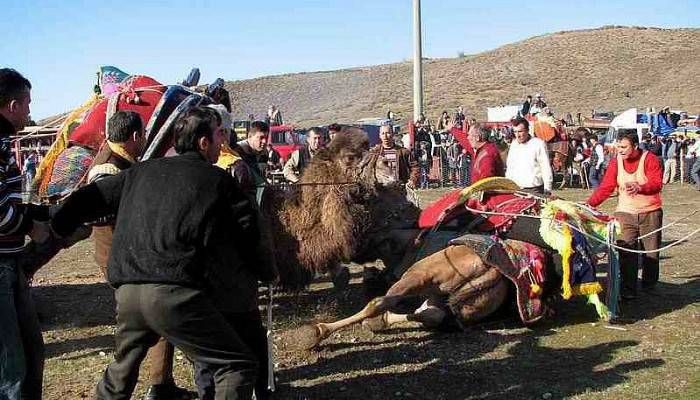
[{"x1": 225, "y1": 26, "x2": 699, "y2": 127}]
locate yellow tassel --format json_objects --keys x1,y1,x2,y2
[
  {"x1": 530, "y1": 283, "x2": 542, "y2": 297},
  {"x1": 572, "y1": 282, "x2": 603, "y2": 296},
  {"x1": 560, "y1": 223, "x2": 573, "y2": 300}
]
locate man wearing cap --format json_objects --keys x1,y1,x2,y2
[{"x1": 586, "y1": 129, "x2": 663, "y2": 299}]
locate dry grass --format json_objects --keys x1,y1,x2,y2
[{"x1": 225, "y1": 26, "x2": 700, "y2": 127}]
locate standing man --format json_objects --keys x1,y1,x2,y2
[
  {"x1": 587, "y1": 133, "x2": 605, "y2": 188},
  {"x1": 521, "y1": 95, "x2": 532, "y2": 116},
  {"x1": 0, "y1": 68, "x2": 47, "y2": 400},
  {"x1": 586, "y1": 129, "x2": 663, "y2": 299},
  {"x1": 689, "y1": 138, "x2": 700, "y2": 190},
  {"x1": 467, "y1": 124, "x2": 504, "y2": 183},
  {"x1": 505, "y1": 117, "x2": 553, "y2": 194},
  {"x1": 232, "y1": 121, "x2": 269, "y2": 201},
  {"x1": 372, "y1": 122, "x2": 419, "y2": 188},
  {"x1": 453, "y1": 106, "x2": 466, "y2": 129},
  {"x1": 51, "y1": 106, "x2": 277, "y2": 399},
  {"x1": 327, "y1": 123, "x2": 341, "y2": 142},
  {"x1": 267, "y1": 105, "x2": 282, "y2": 126},
  {"x1": 283, "y1": 127, "x2": 324, "y2": 183},
  {"x1": 87, "y1": 110, "x2": 192, "y2": 400}
]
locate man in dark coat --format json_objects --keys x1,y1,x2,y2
[
  {"x1": 0, "y1": 68, "x2": 47, "y2": 400},
  {"x1": 51, "y1": 106, "x2": 277, "y2": 400}
]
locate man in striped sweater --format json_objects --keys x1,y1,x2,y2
[{"x1": 0, "y1": 68, "x2": 46, "y2": 400}]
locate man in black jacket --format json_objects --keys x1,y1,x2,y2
[{"x1": 52, "y1": 106, "x2": 277, "y2": 400}]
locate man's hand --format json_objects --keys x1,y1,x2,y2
[{"x1": 625, "y1": 182, "x2": 641, "y2": 196}]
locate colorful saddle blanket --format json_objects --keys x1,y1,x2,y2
[{"x1": 448, "y1": 234, "x2": 547, "y2": 324}]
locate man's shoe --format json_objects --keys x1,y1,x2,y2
[{"x1": 144, "y1": 384, "x2": 195, "y2": 400}]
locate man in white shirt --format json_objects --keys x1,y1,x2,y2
[
  {"x1": 587, "y1": 134, "x2": 605, "y2": 188},
  {"x1": 505, "y1": 117, "x2": 553, "y2": 194}
]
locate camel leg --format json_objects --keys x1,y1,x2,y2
[
  {"x1": 294, "y1": 269, "x2": 435, "y2": 349},
  {"x1": 365, "y1": 296, "x2": 447, "y2": 331}
]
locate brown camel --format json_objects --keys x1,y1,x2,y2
[
  {"x1": 289, "y1": 241, "x2": 520, "y2": 350},
  {"x1": 261, "y1": 127, "x2": 422, "y2": 290}
]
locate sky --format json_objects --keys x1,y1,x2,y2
[{"x1": 2, "y1": 0, "x2": 698, "y2": 120}]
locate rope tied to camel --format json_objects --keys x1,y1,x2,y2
[{"x1": 463, "y1": 202, "x2": 700, "y2": 254}]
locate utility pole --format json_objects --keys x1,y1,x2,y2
[{"x1": 412, "y1": 0, "x2": 423, "y2": 122}]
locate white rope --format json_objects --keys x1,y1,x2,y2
[
  {"x1": 463, "y1": 204, "x2": 700, "y2": 254},
  {"x1": 636, "y1": 209, "x2": 699, "y2": 240},
  {"x1": 10, "y1": 114, "x2": 68, "y2": 142}
]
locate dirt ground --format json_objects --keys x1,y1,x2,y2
[{"x1": 33, "y1": 185, "x2": 699, "y2": 399}]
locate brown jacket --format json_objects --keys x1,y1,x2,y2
[
  {"x1": 88, "y1": 146, "x2": 134, "y2": 269},
  {"x1": 371, "y1": 144, "x2": 419, "y2": 186}
]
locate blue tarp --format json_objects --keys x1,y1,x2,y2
[{"x1": 653, "y1": 114, "x2": 676, "y2": 136}]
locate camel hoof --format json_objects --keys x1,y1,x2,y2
[
  {"x1": 285, "y1": 324, "x2": 323, "y2": 350},
  {"x1": 362, "y1": 313, "x2": 389, "y2": 332},
  {"x1": 332, "y1": 266, "x2": 351, "y2": 290}
]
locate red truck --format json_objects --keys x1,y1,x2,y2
[{"x1": 268, "y1": 124, "x2": 304, "y2": 163}]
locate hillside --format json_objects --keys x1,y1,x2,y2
[{"x1": 225, "y1": 26, "x2": 699, "y2": 127}]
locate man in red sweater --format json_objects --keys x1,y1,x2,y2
[
  {"x1": 586, "y1": 129, "x2": 663, "y2": 299},
  {"x1": 467, "y1": 124, "x2": 504, "y2": 183}
]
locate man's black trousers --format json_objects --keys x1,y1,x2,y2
[
  {"x1": 194, "y1": 310, "x2": 270, "y2": 400},
  {"x1": 95, "y1": 284, "x2": 258, "y2": 400}
]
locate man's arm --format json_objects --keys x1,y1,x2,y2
[
  {"x1": 224, "y1": 182, "x2": 278, "y2": 283},
  {"x1": 282, "y1": 151, "x2": 300, "y2": 183},
  {"x1": 51, "y1": 173, "x2": 126, "y2": 237},
  {"x1": 587, "y1": 157, "x2": 619, "y2": 207},
  {"x1": 638, "y1": 153, "x2": 663, "y2": 195},
  {"x1": 537, "y1": 140, "x2": 553, "y2": 192},
  {"x1": 403, "y1": 148, "x2": 419, "y2": 187},
  {"x1": 0, "y1": 172, "x2": 32, "y2": 237}
]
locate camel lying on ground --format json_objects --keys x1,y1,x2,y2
[{"x1": 287, "y1": 183, "x2": 614, "y2": 349}]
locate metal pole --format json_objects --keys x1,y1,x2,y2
[{"x1": 413, "y1": 0, "x2": 423, "y2": 122}]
